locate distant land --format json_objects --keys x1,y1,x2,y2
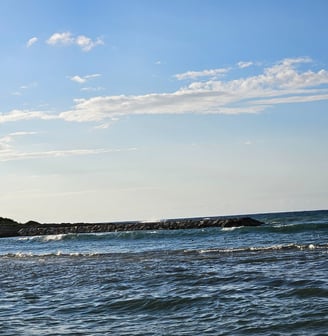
[{"x1": 0, "y1": 215, "x2": 263, "y2": 238}]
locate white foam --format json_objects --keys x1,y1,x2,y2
[
  {"x1": 42, "y1": 234, "x2": 67, "y2": 242},
  {"x1": 11, "y1": 252, "x2": 34, "y2": 258},
  {"x1": 221, "y1": 226, "x2": 244, "y2": 231},
  {"x1": 18, "y1": 234, "x2": 67, "y2": 242}
]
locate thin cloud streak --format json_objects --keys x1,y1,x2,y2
[
  {"x1": 69, "y1": 74, "x2": 101, "y2": 84},
  {"x1": 175, "y1": 68, "x2": 230, "y2": 80},
  {"x1": 0, "y1": 110, "x2": 57, "y2": 124},
  {"x1": 0, "y1": 131, "x2": 136, "y2": 162},
  {"x1": 237, "y1": 61, "x2": 253, "y2": 69},
  {"x1": 0, "y1": 147, "x2": 137, "y2": 162}
]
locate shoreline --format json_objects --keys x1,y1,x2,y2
[{"x1": 0, "y1": 216, "x2": 262, "y2": 238}]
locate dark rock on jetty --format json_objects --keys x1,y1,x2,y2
[{"x1": 0, "y1": 216, "x2": 263, "y2": 238}]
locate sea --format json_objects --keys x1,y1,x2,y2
[{"x1": 0, "y1": 210, "x2": 327, "y2": 336}]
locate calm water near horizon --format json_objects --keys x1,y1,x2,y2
[{"x1": 0, "y1": 210, "x2": 327, "y2": 335}]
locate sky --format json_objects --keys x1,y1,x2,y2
[{"x1": 1, "y1": 0, "x2": 328, "y2": 223}]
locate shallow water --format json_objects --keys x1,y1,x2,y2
[{"x1": 1, "y1": 210, "x2": 327, "y2": 335}]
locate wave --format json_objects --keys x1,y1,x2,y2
[
  {"x1": 262, "y1": 222, "x2": 328, "y2": 234},
  {"x1": 2, "y1": 242, "x2": 327, "y2": 260},
  {"x1": 10, "y1": 221, "x2": 328, "y2": 244},
  {"x1": 1, "y1": 250, "x2": 102, "y2": 258},
  {"x1": 196, "y1": 243, "x2": 328, "y2": 254},
  {"x1": 19, "y1": 233, "x2": 71, "y2": 242},
  {"x1": 16, "y1": 228, "x2": 220, "y2": 243}
]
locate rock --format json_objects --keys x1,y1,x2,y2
[
  {"x1": 25, "y1": 220, "x2": 40, "y2": 226},
  {"x1": 0, "y1": 215, "x2": 263, "y2": 238},
  {"x1": 220, "y1": 217, "x2": 262, "y2": 228},
  {"x1": 0, "y1": 217, "x2": 22, "y2": 237}
]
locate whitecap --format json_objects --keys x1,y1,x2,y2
[
  {"x1": 41, "y1": 234, "x2": 67, "y2": 242},
  {"x1": 221, "y1": 226, "x2": 244, "y2": 232}
]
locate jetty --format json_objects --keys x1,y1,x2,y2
[{"x1": 0, "y1": 216, "x2": 262, "y2": 238}]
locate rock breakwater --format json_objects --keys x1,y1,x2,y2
[{"x1": 0, "y1": 216, "x2": 263, "y2": 238}]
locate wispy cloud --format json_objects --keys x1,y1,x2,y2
[
  {"x1": 0, "y1": 127, "x2": 138, "y2": 162},
  {"x1": 175, "y1": 68, "x2": 230, "y2": 80},
  {"x1": 9, "y1": 131, "x2": 38, "y2": 137},
  {"x1": 69, "y1": 74, "x2": 101, "y2": 84},
  {"x1": 0, "y1": 148, "x2": 130, "y2": 162},
  {"x1": 26, "y1": 37, "x2": 38, "y2": 48},
  {"x1": 81, "y1": 86, "x2": 105, "y2": 92},
  {"x1": 0, "y1": 131, "x2": 136, "y2": 161},
  {"x1": 237, "y1": 61, "x2": 253, "y2": 69},
  {"x1": 20, "y1": 82, "x2": 38, "y2": 90},
  {"x1": 0, "y1": 131, "x2": 37, "y2": 152},
  {"x1": 58, "y1": 58, "x2": 328, "y2": 122},
  {"x1": 46, "y1": 32, "x2": 104, "y2": 52},
  {"x1": 11, "y1": 91, "x2": 21, "y2": 96},
  {"x1": 0, "y1": 109, "x2": 56, "y2": 124},
  {"x1": 11, "y1": 82, "x2": 38, "y2": 96},
  {"x1": 0, "y1": 148, "x2": 136, "y2": 162}
]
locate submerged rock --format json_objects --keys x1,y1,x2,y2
[{"x1": 0, "y1": 216, "x2": 263, "y2": 238}]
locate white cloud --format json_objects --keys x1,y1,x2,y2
[
  {"x1": 58, "y1": 58, "x2": 328, "y2": 123},
  {"x1": 237, "y1": 61, "x2": 253, "y2": 69},
  {"x1": 76, "y1": 35, "x2": 104, "y2": 52},
  {"x1": 46, "y1": 32, "x2": 74, "y2": 45},
  {"x1": 46, "y1": 32, "x2": 104, "y2": 52},
  {"x1": 69, "y1": 74, "x2": 101, "y2": 84},
  {"x1": 26, "y1": 37, "x2": 38, "y2": 48},
  {"x1": 9, "y1": 131, "x2": 38, "y2": 137},
  {"x1": 70, "y1": 75, "x2": 87, "y2": 84},
  {"x1": 0, "y1": 109, "x2": 56, "y2": 124},
  {"x1": 175, "y1": 68, "x2": 230, "y2": 80}
]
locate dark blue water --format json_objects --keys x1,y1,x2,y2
[{"x1": 1, "y1": 210, "x2": 327, "y2": 335}]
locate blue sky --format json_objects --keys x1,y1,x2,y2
[{"x1": 1, "y1": 0, "x2": 328, "y2": 222}]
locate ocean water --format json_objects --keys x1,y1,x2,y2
[{"x1": 0, "y1": 211, "x2": 327, "y2": 336}]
